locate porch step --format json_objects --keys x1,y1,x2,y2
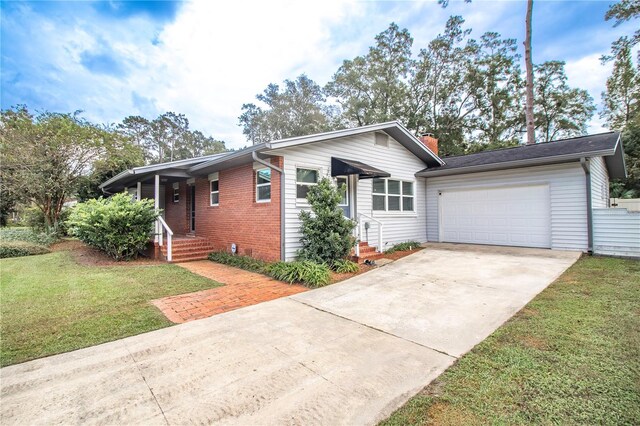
[
  {"x1": 159, "y1": 237, "x2": 216, "y2": 262},
  {"x1": 351, "y1": 242, "x2": 384, "y2": 264}
]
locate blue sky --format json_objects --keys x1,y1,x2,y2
[{"x1": 1, "y1": 0, "x2": 636, "y2": 149}]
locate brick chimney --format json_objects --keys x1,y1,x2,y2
[{"x1": 419, "y1": 133, "x2": 439, "y2": 156}]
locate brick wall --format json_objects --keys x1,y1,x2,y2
[
  {"x1": 164, "y1": 182, "x2": 189, "y2": 235},
  {"x1": 164, "y1": 157, "x2": 282, "y2": 261}
]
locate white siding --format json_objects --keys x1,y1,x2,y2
[
  {"x1": 426, "y1": 163, "x2": 589, "y2": 251},
  {"x1": 590, "y1": 156, "x2": 610, "y2": 208},
  {"x1": 272, "y1": 132, "x2": 428, "y2": 261},
  {"x1": 593, "y1": 208, "x2": 640, "y2": 257}
]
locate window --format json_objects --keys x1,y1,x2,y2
[
  {"x1": 173, "y1": 187, "x2": 180, "y2": 203},
  {"x1": 336, "y1": 176, "x2": 348, "y2": 206},
  {"x1": 296, "y1": 168, "x2": 318, "y2": 199},
  {"x1": 372, "y1": 178, "x2": 414, "y2": 212},
  {"x1": 256, "y1": 168, "x2": 271, "y2": 202},
  {"x1": 210, "y1": 178, "x2": 219, "y2": 206}
]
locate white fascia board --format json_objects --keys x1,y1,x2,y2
[
  {"x1": 267, "y1": 121, "x2": 444, "y2": 166},
  {"x1": 99, "y1": 170, "x2": 133, "y2": 189},
  {"x1": 188, "y1": 144, "x2": 267, "y2": 173}
]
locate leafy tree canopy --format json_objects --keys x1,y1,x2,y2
[
  {"x1": 117, "y1": 112, "x2": 227, "y2": 164},
  {"x1": 0, "y1": 106, "x2": 140, "y2": 231},
  {"x1": 239, "y1": 75, "x2": 340, "y2": 145}
]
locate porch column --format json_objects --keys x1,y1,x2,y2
[
  {"x1": 136, "y1": 182, "x2": 141, "y2": 201},
  {"x1": 154, "y1": 174, "x2": 160, "y2": 243}
]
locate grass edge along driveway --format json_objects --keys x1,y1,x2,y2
[
  {"x1": 381, "y1": 256, "x2": 640, "y2": 425},
  {"x1": 0, "y1": 251, "x2": 222, "y2": 367}
]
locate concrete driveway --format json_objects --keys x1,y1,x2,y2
[{"x1": 1, "y1": 244, "x2": 579, "y2": 425}]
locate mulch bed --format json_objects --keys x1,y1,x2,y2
[
  {"x1": 330, "y1": 247, "x2": 424, "y2": 283},
  {"x1": 50, "y1": 239, "x2": 163, "y2": 267},
  {"x1": 383, "y1": 247, "x2": 424, "y2": 261}
]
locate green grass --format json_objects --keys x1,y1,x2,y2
[
  {"x1": 0, "y1": 251, "x2": 222, "y2": 367},
  {"x1": 382, "y1": 256, "x2": 640, "y2": 425}
]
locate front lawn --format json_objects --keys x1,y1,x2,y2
[
  {"x1": 0, "y1": 251, "x2": 222, "y2": 367},
  {"x1": 382, "y1": 256, "x2": 640, "y2": 425}
]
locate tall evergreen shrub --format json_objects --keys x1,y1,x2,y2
[{"x1": 298, "y1": 177, "x2": 356, "y2": 265}]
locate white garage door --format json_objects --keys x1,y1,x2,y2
[{"x1": 440, "y1": 185, "x2": 551, "y2": 248}]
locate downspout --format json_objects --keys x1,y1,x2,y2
[
  {"x1": 252, "y1": 151, "x2": 286, "y2": 261},
  {"x1": 580, "y1": 158, "x2": 593, "y2": 254}
]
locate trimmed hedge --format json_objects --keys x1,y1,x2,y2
[
  {"x1": 207, "y1": 252, "x2": 332, "y2": 288},
  {"x1": 207, "y1": 251, "x2": 269, "y2": 274},
  {"x1": 67, "y1": 193, "x2": 159, "y2": 261},
  {"x1": 0, "y1": 228, "x2": 59, "y2": 246},
  {"x1": 0, "y1": 241, "x2": 50, "y2": 259}
]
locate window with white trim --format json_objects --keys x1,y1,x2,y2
[
  {"x1": 256, "y1": 168, "x2": 271, "y2": 202},
  {"x1": 210, "y1": 178, "x2": 219, "y2": 206},
  {"x1": 296, "y1": 168, "x2": 319, "y2": 199},
  {"x1": 173, "y1": 187, "x2": 180, "y2": 203},
  {"x1": 372, "y1": 178, "x2": 414, "y2": 212}
]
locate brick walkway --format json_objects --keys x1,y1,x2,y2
[{"x1": 152, "y1": 260, "x2": 308, "y2": 323}]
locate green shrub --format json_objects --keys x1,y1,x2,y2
[
  {"x1": 24, "y1": 207, "x2": 71, "y2": 236},
  {"x1": 298, "y1": 177, "x2": 356, "y2": 265},
  {"x1": 208, "y1": 251, "x2": 331, "y2": 288},
  {"x1": 207, "y1": 251, "x2": 269, "y2": 274},
  {"x1": 0, "y1": 241, "x2": 50, "y2": 258},
  {"x1": 332, "y1": 259, "x2": 359, "y2": 273},
  {"x1": 0, "y1": 228, "x2": 59, "y2": 246},
  {"x1": 385, "y1": 241, "x2": 421, "y2": 254},
  {"x1": 268, "y1": 261, "x2": 331, "y2": 288},
  {"x1": 67, "y1": 193, "x2": 158, "y2": 261}
]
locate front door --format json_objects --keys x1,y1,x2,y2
[
  {"x1": 189, "y1": 185, "x2": 196, "y2": 232},
  {"x1": 336, "y1": 176, "x2": 352, "y2": 218}
]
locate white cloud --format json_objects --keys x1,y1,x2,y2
[
  {"x1": 565, "y1": 53, "x2": 612, "y2": 134},
  {"x1": 119, "y1": 0, "x2": 364, "y2": 148},
  {"x1": 3, "y1": 0, "x2": 623, "y2": 148}
]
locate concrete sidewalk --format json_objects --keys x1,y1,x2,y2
[{"x1": 0, "y1": 245, "x2": 580, "y2": 425}]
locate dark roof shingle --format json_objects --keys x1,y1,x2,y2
[{"x1": 418, "y1": 132, "x2": 622, "y2": 176}]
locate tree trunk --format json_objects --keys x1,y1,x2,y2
[{"x1": 524, "y1": 0, "x2": 535, "y2": 145}]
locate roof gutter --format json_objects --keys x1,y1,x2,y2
[
  {"x1": 99, "y1": 169, "x2": 134, "y2": 190},
  {"x1": 417, "y1": 149, "x2": 616, "y2": 178},
  {"x1": 252, "y1": 151, "x2": 286, "y2": 262},
  {"x1": 580, "y1": 157, "x2": 593, "y2": 254}
]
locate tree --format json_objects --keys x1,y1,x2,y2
[
  {"x1": 239, "y1": 75, "x2": 337, "y2": 144},
  {"x1": 118, "y1": 112, "x2": 227, "y2": 163},
  {"x1": 0, "y1": 106, "x2": 133, "y2": 232},
  {"x1": 408, "y1": 16, "x2": 477, "y2": 155},
  {"x1": 440, "y1": 0, "x2": 536, "y2": 144},
  {"x1": 613, "y1": 114, "x2": 640, "y2": 195},
  {"x1": 601, "y1": 44, "x2": 639, "y2": 131},
  {"x1": 524, "y1": 0, "x2": 535, "y2": 144},
  {"x1": 297, "y1": 178, "x2": 356, "y2": 266},
  {"x1": 326, "y1": 23, "x2": 413, "y2": 126},
  {"x1": 604, "y1": 0, "x2": 640, "y2": 61},
  {"x1": 533, "y1": 61, "x2": 595, "y2": 142},
  {"x1": 467, "y1": 32, "x2": 523, "y2": 147},
  {"x1": 76, "y1": 129, "x2": 144, "y2": 202}
]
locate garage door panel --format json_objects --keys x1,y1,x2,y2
[{"x1": 440, "y1": 185, "x2": 551, "y2": 249}]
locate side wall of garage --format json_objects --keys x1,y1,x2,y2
[{"x1": 425, "y1": 162, "x2": 589, "y2": 251}]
